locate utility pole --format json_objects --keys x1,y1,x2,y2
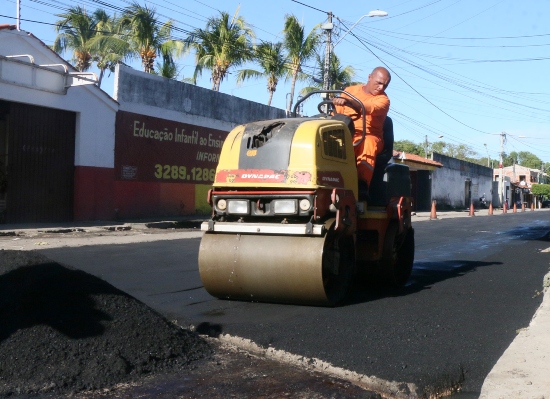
[
  {"x1": 322, "y1": 12, "x2": 333, "y2": 91},
  {"x1": 499, "y1": 132, "x2": 506, "y2": 207},
  {"x1": 484, "y1": 143, "x2": 489, "y2": 167},
  {"x1": 424, "y1": 135, "x2": 429, "y2": 159},
  {"x1": 16, "y1": 0, "x2": 21, "y2": 30}
]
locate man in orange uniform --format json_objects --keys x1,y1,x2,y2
[{"x1": 333, "y1": 66, "x2": 391, "y2": 191}]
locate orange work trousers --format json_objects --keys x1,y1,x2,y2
[{"x1": 353, "y1": 134, "x2": 383, "y2": 186}]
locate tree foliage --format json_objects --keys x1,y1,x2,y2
[
  {"x1": 121, "y1": 2, "x2": 183, "y2": 74},
  {"x1": 531, "y1": 184, "x2": 550, "y2": 197},
  {"x1": 186, "y1": 8, "x2": 254, "y2": 91},
  {"x1": 236, "y1": 41, "x2": 287, "y2": 106},
  {"x1": 394, "y1": 140, "x2": 424, "y2": 157},
  {"x1": 283, "y1": 14, "x2": 320, "y2": 113},
  {"x1": 88, "y1": 10, "x2": 131, "y2": 86},
  {"x1": 299, "y1": 53, "x2": 359, "y2": 98},
  {"x1": 53, "y1": 6, "x2": 99, "y2": 72},
  {"x1": 503, "y1": 151, "x2": 543, "y2": 169}
]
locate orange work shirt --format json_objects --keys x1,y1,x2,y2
[{"x1": 334, "y1": 84, "x2": 390, "y2": 141}]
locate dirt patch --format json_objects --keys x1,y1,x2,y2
[{"x1": 0, "y1": 249, "x2": 382, "y2": 399}]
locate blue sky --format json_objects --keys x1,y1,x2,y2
[{"x1": 2, "y1": 0, "x2": 550, "y2": 165}]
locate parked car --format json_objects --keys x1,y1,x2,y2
[{"x1": 542, "y1": 200, "x2": 550, "y2": 208}]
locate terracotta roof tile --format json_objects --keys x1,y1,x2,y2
[{"x1": 392, "y1": 150, "x2": 443, "y2": 167}]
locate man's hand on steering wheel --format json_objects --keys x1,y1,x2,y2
[{"x1": 331, "y1": 97, "x2": 362, "y2": 121}]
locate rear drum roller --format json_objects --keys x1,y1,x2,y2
[
  {"x1": 380, "y1": 223, "x2": 415, "y2": 288},
  {"x1": 321, "y1": 231, "x2": 355, "y2": 306},
  {"x1": 198, "y1": 224, "x2": 355, "y2": 306}
]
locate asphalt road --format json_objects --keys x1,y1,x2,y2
[{"x1": 36, "y1": 212, "x2": 550, "y2": 397}]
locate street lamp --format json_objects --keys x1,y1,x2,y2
[
  {"x1": 424, "y1": 134, "x2": 443, "y2": 159},
  {"x1": 322, "y1": 10, "x2": 388, "y2": 90},
  {"x1": 333, "y1": 11, "x2": 389, "y2": 48}
]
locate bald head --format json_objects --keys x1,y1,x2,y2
[{"x1": 366, "y1": 66, "x2": 391, "y2": 96}]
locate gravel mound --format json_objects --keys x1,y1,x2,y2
[{"x1": 0, "y1": 250, "x2": 211, "y2": 398}]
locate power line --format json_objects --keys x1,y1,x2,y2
[{"x1": 338, "y1": 18, "x2": 493, "y2": 135}]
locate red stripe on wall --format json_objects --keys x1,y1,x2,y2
[
  {"x1": 114, "y1": 181, "x2": 196, "y2": 219},
  {"x1": 75, "y1": 166, "x2": 198, "y2": 221},
  {"x1": 74, "y1": 166, "x2": 116, "y2": 221}
]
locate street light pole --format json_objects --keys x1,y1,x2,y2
[
  {"x1": 424, "y1": 135, "x2": 429, "y2": 159},
  {"x1": 322, "y1": 12, "x2": 333, "y2": 91},
  {"x1": 484, "y1": 143, "x2": 490, "y2": 167},
  {"x1": 499, "y1": 132, "x2": 506, "y2": 207},
  {"x1": 16, "y1": 0, "x2": 21, "y2": 30},
  {"x1": 322, "y1": 10, "x2": 388, "y2": 91}
]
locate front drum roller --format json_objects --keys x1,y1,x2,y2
[{"x1": 198, "y1": 227, "x2": 355, "y2": 306}]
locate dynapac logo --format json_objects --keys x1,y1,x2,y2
[
  {"x1": 322, "y1": 176, "x2": 340, "y2": 183},
  {"x1": 241, "y1": 173, "x2": 282, "y2": 179}
]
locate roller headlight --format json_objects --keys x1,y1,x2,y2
[
  {"x1": 227, "y1": 200, "x2": 249, "y2": 215},
  {"x1": 299, "y1": 199, "x2": 311, "y2": 211},
  {"x1": 217, "y1": 199, "x2": 227, "y2": 211},
  {"x1": 273, "y1": 199, "x2": 297, "y2": 214}
]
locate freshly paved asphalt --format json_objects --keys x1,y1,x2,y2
[{"x1": 1, "y1": 208, "x2": 549, "y2": 398}]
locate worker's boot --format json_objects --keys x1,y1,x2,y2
[{"x1": 358, "y1": 180, "x2": 369, "y2": 201}]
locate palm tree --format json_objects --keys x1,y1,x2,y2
[
  {"x1": 88, "y1": 10, "x2": 131, "y2": 87},
  {"x1": 121, "y1": 2, "x2": 184, "y2": 74},
  {"x1": 53, "y1": 6, "x2": 98, "y2": 72},
  {"x1": 152, "y1": 44, "x2": 180, "y2": 79},
  {"x1": 236, "y1": 41, "x2": 287, "y2": 106},
  {"x1": 283, "y1": 14, "x2": 321, "y2": 113},
  {"x1": 300, "y1": 53, "x2": 358, "y2": 97},
  {"x1": 186, "y1": 8, "x2": 254, "y2": 91}
]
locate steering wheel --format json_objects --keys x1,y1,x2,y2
[
  {"x1": 292, "y1": 90, "x2": 366, "y2": 147},
  {"x1": 317, "y1": 100, "x2": 336, "y2": 115}
]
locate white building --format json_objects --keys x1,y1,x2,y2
[{"x1": 0, "y1": 25, "x2": 118, "y2": 222}]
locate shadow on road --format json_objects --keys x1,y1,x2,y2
[{"x1": 350, "y1": 260, "x2": 502, "y2": 304}]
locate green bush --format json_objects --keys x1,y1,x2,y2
[{"x1": 531, "y1": 184, "x2": 550, "y2": 197}]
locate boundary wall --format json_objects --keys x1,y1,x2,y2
[
  {"x1": 431, "y1": 153, "x2": 494, "y2": 208},
  {"x1": 106, "y1": 65, "x2": 287, "y2": 220}
]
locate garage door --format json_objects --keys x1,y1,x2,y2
[{"x1": 1, "y1": 101, "x2": 76, "y2": 223}]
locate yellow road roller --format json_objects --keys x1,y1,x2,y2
[{"x1": 199, "y1": 90, "x2": 414, "y2": 306}]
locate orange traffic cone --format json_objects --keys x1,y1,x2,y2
[
  {"x1": 503, "y1": 202, "x2": 507, "y2": 214},
  {"x1": 429, "y1": 200, "x2": 438, "y2": 220},
  {"x1": 521, "y1": 202, "x2": 525, "y2": 212},
  {"x1": 513, "y1": 202, "x2": 517, "y2": 213},
  {"x1": 488, "y1": 201, "x2": 493, "y2": 215},
  {"x1": 531, "y1": 203, "x2": 535, "y2": 211},
  {"x1": 469, "y1": 201, "x2": 475, "y2": 216}
]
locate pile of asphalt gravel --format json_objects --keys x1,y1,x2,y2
[{"x1": 0, "y1": 249, "x2": 211, "y2": 398}]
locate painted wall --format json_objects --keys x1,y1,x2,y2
[
  {"x1": 431, "y1": 153, "x2": 494, "y2": 208},
  {"x1": 111, "y1": 65, "x2": 287, "y2": 219}
]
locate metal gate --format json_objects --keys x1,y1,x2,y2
[
  {"x1": 464, "y1": 179, "x2": 471, "y2": 208},
  {"x1": 2, "y1": 101, "x2": 76, "y2": 223},
  {"x1": 415, "y1": 170, "x2": 432, "y2": 211}
]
